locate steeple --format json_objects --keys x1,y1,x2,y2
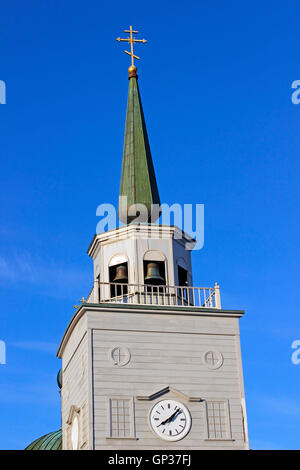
[
  {"x1": 55, "y1": 27, "x2": 249, "y2": 452},
  {"x1": 116, "y1": 27, "x2": 160, "y2": 224}
]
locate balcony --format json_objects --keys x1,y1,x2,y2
[{"x1": 86, "y1": 281, "x2": 221, "y2": 309}]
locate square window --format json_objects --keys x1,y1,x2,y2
[
  {"x1": 108, "y1": 398, "x2": 135, "y2": 439},
  {"x1": 205, "y1": 400, "x2": 231, "y2": 440}
]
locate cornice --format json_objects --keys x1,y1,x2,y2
[
  {"x1": 87, "y1": 224, "x2": 196, "y2": 259},
  {"x1": 57, "y1": 302, "x2": 245, "y2": 358}
]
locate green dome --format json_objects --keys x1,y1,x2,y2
[
  {"x1": 25, "y1": 429, "x2": 62, "y2": 450},
  {"x1": 57, "y1": 368, "x2": 62, "y2": 389}
]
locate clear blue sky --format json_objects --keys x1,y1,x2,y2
[{"x1": 0, "y1": 0, "x2": 299, "y2": 450}]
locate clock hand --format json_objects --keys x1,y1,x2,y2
[
  {"x1": 158, "y1": 408, "x2": 181, "y2": 426},
  {"x1": 168, "y1": 408, "x2": 181, "y2": 422},
  {"x1": 169, "y1": 408, "x2": 182, "y2": 422},
  {"x1": 157, "y1": 417, "x2": 169, "y2": 427}
]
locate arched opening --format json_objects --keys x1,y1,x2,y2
[
  {"x1": 143, "y1": 250, "x2": 166, "y2": 292},
  {"x1": 177, "y1": 258, "x2": 189, "y2": 302},
  {"x1": 109, "y1": 254, "x2": 129, "y2": 298}
]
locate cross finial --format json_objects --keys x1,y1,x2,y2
[{"x1": 116, "y1": 26, "x2": 147, "y2": 76}]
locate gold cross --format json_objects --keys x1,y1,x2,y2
[
  {"x1": 116, "y1": 26, "x2": 147, "y2": 67},
  {"x1": 74, "y1": 296, "x2": 85, "y2": 309}
]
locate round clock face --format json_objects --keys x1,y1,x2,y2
[{"x1": 149, "y1": 399, "x2": 191, "y2": 441}]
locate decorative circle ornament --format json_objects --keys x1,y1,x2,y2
[
  {"x1": 202, "y1": 350, "x2": 223, "y2": 369},
  {"x1": 71, "y1": 415, "x2": 79, "y2": 450},
  {"x1": 149, "y1": 399, "x2": 191, "y2": 441},
  {"x1": 110, "y1": 346, "x2": 131, "y2": 367}
]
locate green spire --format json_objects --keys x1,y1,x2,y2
[{"x1": 118, "y1": 73, "x2": 160, "y2": 224}]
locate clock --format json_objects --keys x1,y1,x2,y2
[{"x1": 149, "y1": 399, "x2": 191, "y2": 441}]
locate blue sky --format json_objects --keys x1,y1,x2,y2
[{"x1": 0, "y1": 0, "x2": 299, "y2": 450}]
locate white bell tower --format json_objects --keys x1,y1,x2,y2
[
  {"x1": 87, "y1": 225, "x2": 197, "y2": 305},
  {"x1": 57, "y1": 29, "x2": 249, "y2": 450}
]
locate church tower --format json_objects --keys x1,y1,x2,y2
[{"x1": 57, "y1": 27, "x2": 249, "y2": 450}]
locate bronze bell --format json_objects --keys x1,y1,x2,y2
[
  {"x1": 113, "y1": 264, "x2": 128, "y2": 283},
  {"x1": 144, "y1": 262, "x2": 165, "y2": 285}
]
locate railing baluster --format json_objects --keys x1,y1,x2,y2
[
  {"x1": 95, "y1": 281, "x2": 221, "y2": 309},
  {"x1": 186, "y1": 286, "x2": 190, "y2": 306}
]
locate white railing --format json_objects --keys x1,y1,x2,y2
[{"x1": 87, "y1": 281, "x2": 221, "y2": 309}]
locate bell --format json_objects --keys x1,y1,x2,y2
[
  {"x1": 113, "y1": 264, "x2": 128, "y2": 283},
  {"x1": 144, "y1": 262, "x2": 165, "y2": 285}
]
